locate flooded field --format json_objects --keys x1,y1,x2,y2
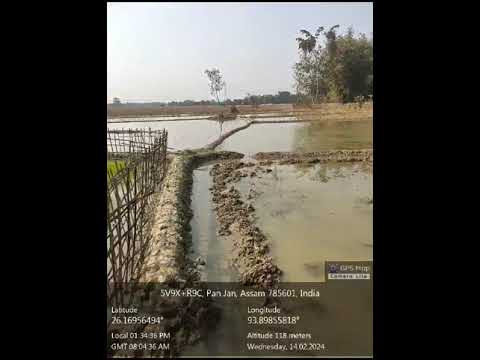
[
  {"x1": 108, "y1": 117, "x2": 372, "y2": 153},
  {"x1": 218, "y1": 119, "x2": 372, "y2": 155},
  {"x1": 293, "y1": 119, "x2": 373, "y2": 153},
  {"x1": 107, "y1": 118, "x2": 249, "y2": 150},
  {"x1": 107, "y1": 116, "x2": 373, "y2": 357},
  {"x1": 109, "y1": 117, "x2": 373, "y2": 282},
  {"x1": 235, "y1": 162, "x2": 373, "y2": 282},
  {"x1": 184, "y1": 161, "x2": 373, "y2": 357}
]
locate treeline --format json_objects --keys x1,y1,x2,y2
[
  {"x1": 110, "y1": 91, "x2": 298, "y2": 107},
  {"x1": 294, "y1": 25, "x2": 373, "y2": 104}
]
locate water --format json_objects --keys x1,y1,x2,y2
[
  {"x1": 108, "y1": 117, "x2": 371, "y2": 154},
  {"x1": 185, "y1": 156, "x2": 373, "y2": 357},
  {"x1": 236, "y1": 162, "x2": 373, "y2": 282},
  {"x1": 107, "y1": 118, "x2": 249, "y2": 151},
  {"x1": 185, "y1": 161, "x2": 373, "y2": 356},
  {"x1": 108, "y1": 115, "x2": 373, "y2": 356},
  {"x1": 189, "y1": 164, "x2": 237, "y2": 282},
  {"x1": 217, "y1": 119, "x2": 372, "y2": 155},
  {"x1": 217, "y1": 122, "x2": 303, "y2": 155},
  {"x1": 293, "y1": 119, "x2": 373, "y2": 152},
  {"x1": 185, "y1": 164, "x2": 243, "y2": 356}
]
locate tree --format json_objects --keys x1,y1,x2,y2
[
  {"x1": 204, "y1": 68, "x2": 226, "y2": 105},
  {"x1": 323, "y1": 25, "x2": 343, "y2": 101},
  {"x1": 294, "y1": 25, "x2": 373, "y2": 104},
  {"x1": 295, "y1": 28, "x2": 321, "y2": 55},
  {"x1": 334, "y1": 28, "x2": 373, "y2": 102},
  {"x1": 294, "y1": 26, "x2": 327, "y2": 104}
]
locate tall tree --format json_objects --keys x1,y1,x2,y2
[
  {"x1": 294, "y1": 25, "x2": 373, "y2": 104},
  {"x1": 294, "y1": 26, "x2": 327, "y2": 104},
  {"x1": 335, "y1": 28, "x2": 373, "y2": 101},
  {"x1": 204, "y1": 68, "x2": 226, "y2": 105}
]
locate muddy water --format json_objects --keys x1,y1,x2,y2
[
  {"x1": 216, "y1": 122, "x2": 303, "y2": 155},
  {"x1": 293, "y1": 119, "x2": 373, "y2": 152},
  {"x1": 237, "y1": 162, "x2": 373, "y2": 282},
  {"x1": 185, "y1": 162, "x2": 372, "y2": 356},
  {"x1": 218, "y1": 119, "x2": 372, "y2": 155},
  {"x1": 189, "y1": 164, "x2": 237, "y2": 282},
  {"x1": 107, "y1": 119, "x2": 249, "y2": 151},
  {"x1": 186, "y1": 164, "x2": 243, "y2": 356},
  {"x1": 107, "y1": 118, "x2": 371, "y2": 153}
]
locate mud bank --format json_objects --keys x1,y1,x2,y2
[
  {"x1": 254, "y1": 149, "x2": 373, "y2": 164},
  {"x1": 141, "y1": 150, "x2": 244, "y2": 282},
  {"x1": 210, "y1": 160, "x2": 282, "y2": 287},
  {"x1": 118, "y1": 150, "x2": 244, "y2": 358},
  {"x1": 203, "y1": 121, "x2": 254, "y2": 150}
]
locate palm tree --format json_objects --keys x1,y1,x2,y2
[{"x1": 296, "y1": 27, "x2": 325, "y2": 104}]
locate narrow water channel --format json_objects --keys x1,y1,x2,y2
[
  {"x1": 185, "y1": 164, "x2": 243, "y2": 356},
  {"x1": 189, "y1": 164, "x2": 237, "y2": 281}
]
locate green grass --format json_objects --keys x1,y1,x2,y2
[{"x1": 107, "y1": 160, "x2": 125, "y2": 178}]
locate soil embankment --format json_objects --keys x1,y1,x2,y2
[
  {"x1": 124, "y1": 150, "x2": 244, "y2": 357},
  {"x1": 210, "y1": 160, "x2": 282, "y2": 286},
  {"x1": 141, "y1": 150, "x2": 244, "y2": 282},
  {"x1": 254, "y1": 149, "x2": 373, "y2": 164}
]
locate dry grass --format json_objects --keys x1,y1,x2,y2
[
  {"x1": 246, "y1": 102, "x2": 373, "y2": 122},
  {"x1": 107, "y1": 103, "x2": 296, "y2": 118},
  {"x1": 294, "y1": 102, "x2": 373, "y2": 121},
  {"x1": 107, "y1": 102, "x2": 373, "y2": 121}
]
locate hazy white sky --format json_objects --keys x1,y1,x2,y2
[{"x1": 107, "y1": 2, "x2": 373, "y2": 103}]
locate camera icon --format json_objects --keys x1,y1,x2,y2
[{"x1": 328, "y1": 264, "x2": 339, "y2": 273}]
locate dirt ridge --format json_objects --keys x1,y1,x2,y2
[
  {"x1": 210, "y1": 160, "x2": 282, "y2": 287},
  {"x1": 254, "y1": 149, "x2": 373, "y2": 164}
]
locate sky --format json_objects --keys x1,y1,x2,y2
[{"x1": 107, "y1": 2, "x2": 373, "y2": 103}]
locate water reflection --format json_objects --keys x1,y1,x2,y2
[
  {"x1": 218, "y1": 119, "x2": 372, "y2": 155},
  {"x1": 292, "y1": 119, "x2": 373, "y2": 152}
]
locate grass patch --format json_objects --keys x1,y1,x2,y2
[{"x1": 107, "y1": 160, "x2": 125, "y2": 178}]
